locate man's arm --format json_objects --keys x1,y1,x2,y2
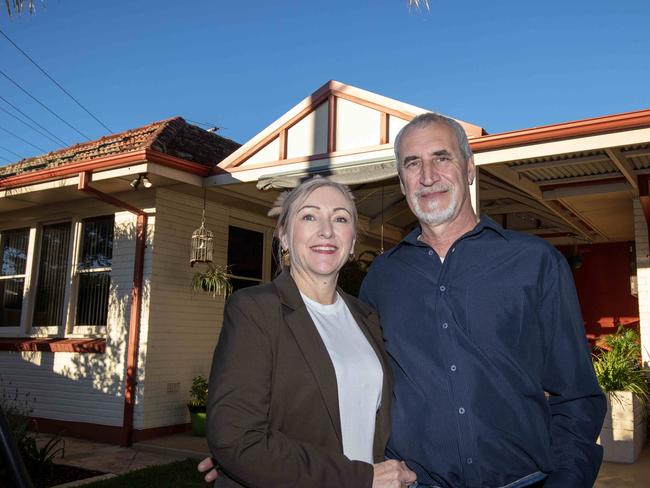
[{"x1": 539, "y1": 252, "x2": 607, "y2": 487}]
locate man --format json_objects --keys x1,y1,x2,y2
[
  {"x1": 358, "y1": 113, "x2": 606, "y2": 487},
  {"x1": 199, "y1": 113, "x2": 606, "y2": 487}
]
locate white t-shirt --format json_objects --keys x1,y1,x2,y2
[{"x1": 300, "y1": 291, "x2": 383, "y2": 464}]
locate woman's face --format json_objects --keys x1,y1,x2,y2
[{"x1": 282, "y1": 186, "x2": 356, "y2": 282}]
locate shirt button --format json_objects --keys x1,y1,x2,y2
[
  {"x1": 428, "y1": 250, "x2": 434, "y2": 256},
  {"x1": 458, "y1": 407, "x2": 465, "y2": 415},
  {"x1": 451, "y1": 247, "x2": 456, "y2": 253},
  {"x1": 442, "y1": 323, "x2": 448, "y2": 329},
  {"x1": 439, "y1": 285, "x2": 446, "y2": 292},
  {"x1": 450, "y1": 365, "x2": 457, "y2": 372},
  {"x1": 466, "y1": 458, "x2": 473, "y2": 465}
]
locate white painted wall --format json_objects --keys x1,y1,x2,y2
[{"x1": 138, "y1": 188, "x2": 275, "y2": 430}]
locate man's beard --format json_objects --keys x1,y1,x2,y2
[{"x1": 410, "y1": 184, "x2": 458, "y2": 226}]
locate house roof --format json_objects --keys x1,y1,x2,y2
[{"x1": 0, "y1": 117, "x2": 240, "y2": 179}]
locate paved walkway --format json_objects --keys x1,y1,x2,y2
[{"x1": 44, "y1": 433, "x2": 649, "y2": 486}]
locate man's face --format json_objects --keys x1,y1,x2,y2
[{"x1": 398, "y1": 123, "x2": 475, "y2": 226}]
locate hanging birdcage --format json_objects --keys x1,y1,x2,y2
[{"x1": 190, "y1": 209, "x2": 214, "y2": 267}]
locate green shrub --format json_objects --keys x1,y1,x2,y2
[
  {"x1": 592, "y1": 326, "x2": 649, "y2": 402},
  {"x1": 188, "y1": 375, "x2": 208, "y2": 408}
]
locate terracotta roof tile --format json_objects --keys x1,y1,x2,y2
[{"x1": 0, "y1": 117, "x2": 240, "y2": 178}]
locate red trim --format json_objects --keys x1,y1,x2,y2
[
  {"x1": 122, "y1": 212, "x2": 147, "y2": 446},
  {"x1": 0, "y1": 149, "x2": 214, "y2": 190},
  {"x1": 380, "y1": 113, "x2": 389, "y2": 145},
  {"x1": 279, "y1": 131, "x2": 287, "y2": 160},
  {"x1": 222, "y1": 143, "x2": 394, "y2": 174},
  {"x1": 471, "y1": 108, "x2": 650, "y2": 152},
  {"x1": 0, "y1": 338, "x2": 105, "y2": 353},
  {"x1": 328, "y1": 95, "x2": 337, "y2": 153},
  {"x1": 29, "y1": 417, "x2": 191, "y2": 445},
  {"x1": 78, "y1": 172, "x2": 147, "y2": 447}
]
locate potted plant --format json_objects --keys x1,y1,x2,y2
[
  {"x1": 191, "y1": 263, "x2": 232, "y2": 298},
  {"x1": 187, "y1": 375, "x2": 209, "y2": 436},
  {"x1": 593, "y1": 326, "x2": 649, "y2": 463}
]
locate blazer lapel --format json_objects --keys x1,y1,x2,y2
[{"x1": 274, "y1": 272, "x2": 343, "y2": 447}]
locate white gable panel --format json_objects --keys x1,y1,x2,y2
[
  {"x1": 336, "y1": 98, "x2": 381, "y2": 151},
  {"x1": 241, "y1": 137, "x2": 280, "y2": 167},
  {"x1": 389, "y1": 116, "x2": 409, "y2": 143},
  {"x1": 286, "y1": 102, "x2": 328, "y2": 159}
]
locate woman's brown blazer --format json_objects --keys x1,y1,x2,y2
[{"x1": 207, "y1": 271, "x2": 392, "y2": 488}]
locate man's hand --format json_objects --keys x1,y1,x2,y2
[
  {"x1": 372, "y1": 459, "x2": 417, "y2": 488},
  {"x1": 197, "y1": 456, "x2": 219, "y2": 483}
]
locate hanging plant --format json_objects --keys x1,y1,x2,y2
[{"x1": 191, "y1": 263, "x2": 232, "y2": 298}]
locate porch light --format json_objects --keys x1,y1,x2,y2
[{"x1": 129, "y1": 174, "x2": 152, "y2": 190}]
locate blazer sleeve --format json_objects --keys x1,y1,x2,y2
[{"x1": 207, "y1": 291, "x2": 374, "y2": 488}]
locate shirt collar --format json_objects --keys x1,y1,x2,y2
[{"x1": 399, "y1": 215, "x2": 510, "y2": 250}]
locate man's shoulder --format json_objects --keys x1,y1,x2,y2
[{"x1": 500, "y1": 227, "x2": 562, "y2": 258}]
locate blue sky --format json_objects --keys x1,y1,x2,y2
[{"x1": 1, "y1": 0, "x2": 649, "y2": 165}]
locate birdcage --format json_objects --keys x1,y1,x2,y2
[{"x1": 190, "y1": 210, "x2": 214, "y2": 267}]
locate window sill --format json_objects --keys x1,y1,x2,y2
[{"x1": 0, "y1": 338, "x2": 105, "y2": 353}]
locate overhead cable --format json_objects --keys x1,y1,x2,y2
[
  {"x1": 0, "y1": 68, "x2": 91, "y2": 140},
  {"x1": 0, "y1": 95, "x2": 68, "y2": 145},
  {"x1": 0, "y1": 105, "x2": 63, "y2": 146},
  {"x1": 0, "y1": 125, "x2": 47, "y2": 152},
  {"x1": 0, "y1": 144, "x2": 24, "y2": 159},
  {"x1": 0, "y1": 29, "x2": 113, "y2": 133}
]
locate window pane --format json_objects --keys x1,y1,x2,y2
[
  {"x1": 33, "y1": 223, "x2": 71, "y2": 328},
  {"x1": 79, "y1": 216, "x2": 114, "y2": 269},
  {"x1": 1, "y1": 228, "x2": 29, "y2": 276},
  {"x1": 0, "y1": 278, "x2": 24, "y2": 327},
  {"x1": 76, "y1": 272, "x2": 110, "y2": 326},
  {"x1": 227, "y1": 226, "x2": 263, "y2": 280}
]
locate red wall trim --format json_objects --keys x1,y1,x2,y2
[
  {"x1": 328, "y1": 95, "x2": 337, "y2": 153},
  {"x1": 471, "y1": 108, "x2": 650, "y2": 153},
  {"x1": 0, "y1": 338, "x2": 105, "y2": 353},
  {"x1": 29, "y1": 417, "x2": 191, "y2": 445},
  {"x1": 0, "y1": 149, "x2": 213, "y2": 190}
]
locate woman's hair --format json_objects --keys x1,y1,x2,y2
[{"x1": 268, "y1": 176, "x2": 358, "y2": 271}]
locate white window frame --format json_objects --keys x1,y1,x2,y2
[
  {"x1": 227, "y1": 218, "x2": 273, "y2": 287},
  {"x1": 30, "y1": 219, "x2": 75, "y2": 338},
  {"x1": 68, "y1": 215, "x2": 114, "y2": 337},
  {"x1": 0, "y1": 226, "x2": 35, "y2": 336}
]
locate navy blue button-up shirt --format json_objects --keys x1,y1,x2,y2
[{"x1": 360, "y1": 217, "x2": 606, "y2": 488}]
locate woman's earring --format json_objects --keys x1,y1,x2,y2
[
  {"x1": 281, "y1": 248, "x2": 290, "y2": 267},
  {"x1": 348, "y1": 251, "x2": 355, "y2": 262}
]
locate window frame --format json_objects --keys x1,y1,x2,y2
[
  {"x1": 69, "y1": 215, "x2": 114, "y2": 336},
  {"x1": 0, "y1": 226, "x2": 36, "y2": 336},
  {"x1": 226, "y1": 219, "x2": 273, "y2": 289}
]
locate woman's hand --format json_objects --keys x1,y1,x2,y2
[
  {"x1": 197, "y1": 456, "x2": 219, "y2": 483},
  {"x1": 372, "y1": 459, "x2": 417, "y2": 488}
]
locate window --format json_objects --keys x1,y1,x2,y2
[
  {"x1": 0, "y1": 228, "x2": 29, "y2": 328},
  {"x1": 227, "y1": 225, "x2": 264, "y2": 291},
  {"x1": 33, "y1": 222, "x2": 72, "y2": 328},
  {"x1": 76, "y1": 216, "x2": 114, "y2": 326}
]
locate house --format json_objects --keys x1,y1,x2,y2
[{"x1": 1, "y1": 81, "x2": 649, "y2": 445}]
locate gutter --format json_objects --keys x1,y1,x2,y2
[
  {"x1": 470, "y1": 108, "x2": 650, "y2": 153},
  {"x1": 78, "y1": 171, "x2": 146, "y2": 447}
]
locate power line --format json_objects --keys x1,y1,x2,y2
[
  {"x1": 0, "y1": 68, "x2": 91, "y2": 140},
  {"x1": 0, "y1": 154, "x2": 11, "y2": 163},
  {"x1": 0, "y1": 125, "x2": 47, "y2": 153},
  {"x1": 0, "y1": 105, "x2": 63, "y2": 146},
  {"x1": 0, "y1": 144, "x2": 24, "y2": 160},
  {"x1": 0, "y1": 95, "x2": 68, "y2": 146},
  {"x1": 0, "y1": 29, "x2": 113, "y2": 134}
]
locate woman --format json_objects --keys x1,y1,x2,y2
[{"x1": 205, "y1": 177, "x2": 416, "y2": 487}]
